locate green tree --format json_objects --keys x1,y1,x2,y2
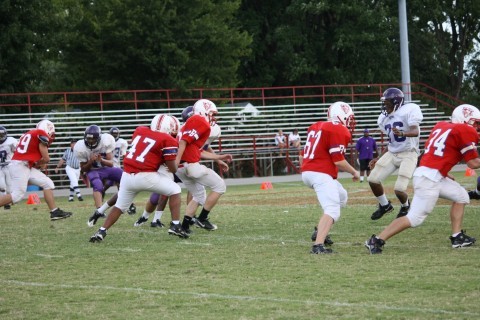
[
  {"x1": 53, "y1": 0, "x2": 251, "y2": 91},
  {"x1": 0, "y1": 0, "x2": 59, "y2": 93},
  {"x1": 238, "y1": 0, "x2": 400, "y2": 87},
  {"x1": 408, "y1": 0, "x2": 480, "y2": 98}
]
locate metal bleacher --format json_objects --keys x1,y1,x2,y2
[{"x1": 1, "y1": 100, "x2": 449, "y2": 188}]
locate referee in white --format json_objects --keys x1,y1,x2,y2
[{"x1": 55, "y1": 138, "x2": 83, "y2": 202}]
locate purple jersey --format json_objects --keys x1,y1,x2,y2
[{"x1": 355, "y1": 136, "x2": 377, "y2": 160}]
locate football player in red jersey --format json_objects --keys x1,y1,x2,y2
[
  {"x1": 366, "y1": 104, "x2": 480, "y2": 254},
  {"x1": 176, "y1": 99, "x2": 232, "y2": 233},
  {"x1": 0, "y1": 120, "x2": 72, "y2": 220},
  {"x1": 90, "y1": 114, "x2": 188, "y2": 242},
  {"x1": 302, "y1": 102, "x2": 359, "y2": 254}
]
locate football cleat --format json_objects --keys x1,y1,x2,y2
[
  {"x1": 396, "y1": 205, "x2": 410, "y2": 218},
  {"x1": 310, "y1": 227, "x2": 334, "y2": 246},
  {"x1": 89, "y1": 229, "x2": 107, "y2": 242},
  {"x1": 450, "y1": 230, "x2": 476, "y2": 248},
  {"x1": 50, "y1": 208, "x2": 73, "y2": 221},
  {"x1": 310, "y1": 244, "x2": 333, "y2": 254},
  {"x1": 468, "y1": 190, "x2": 480, "y2": 200},
  {"x1": 134, "y1": 216, "x2": 148, "y2": 227},
  {"x1": 87, "y1": 209, "x2": 106, "y2": 227},
  {"x1": 168, "y1": 222, "x2": 189, "y2": 239},
  {"x1": 371, "y1": 201, "x2": 394, "y2": 220},
  {"x1": 365, "y1": 235, "x2": 385, "y2": 254},
  {"x1": 127, "y1": 203, "x2": 137, "y2": 215},
  {"x1": 195, "y1": 218, "x2": 217, "y2": 231},
  {"x1": 150, "y1": 219, "x2": 165, "y2": 228}
]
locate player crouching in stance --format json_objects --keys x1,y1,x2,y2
[
  {"x1": 365, "y1": 104, "x2": 480, "y2": 254},
  {"x1": 302, "y1": 102, "x2": 359, "y2": 254},
  {"x1": 176, "y1": 100, "x2": 233, "y2": 234},
  {"x1": 0, "y1": 120, "x2": 72, "y2": 220},
  {"x1": 90, "y1": 114, "x2": 188, "y2": 242},
  {"x1": 74, "y1": 125, "x2": 123, "y2": 227}
]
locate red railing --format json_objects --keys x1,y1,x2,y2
[{"x1": 0, "y1": 83, "x2": 462, "y2": 114}]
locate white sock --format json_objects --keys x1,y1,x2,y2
[
  {"x1": 153, "y1": 210, "x2": 164, "y2": 221},
  {"x1": 142, "y1": 210, "x2": 152, "y2": 219},
  {"x1": 377, "y1": 195, "x2": 389, "y2": 206},
  {"x1": 98, "y1": 202, "x2": 111, "y2": 214},
  {"x1": 401, "y1": 200, "x2": 410, "y2": 207},
  {"x1": 452, "y1": 232, "x2": 460, "y2": 237},
  {"x1": 360, "y1": 176, "x2": 364, "y2": 182}
]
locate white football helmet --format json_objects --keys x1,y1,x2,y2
[
  {"x1": 327, "y1": 101, "x2": 356, "y2": 132},
  {"x1": 451, "y1": 104, "x2": 480, "y2": 127},
  {"x1": 150, "y1": 114, "x2": 178, "y2": 137},
  {"x1": 193, "y1": 99, "x2": 217, "y2": 125},
  {"x1": 36, "y1": 119, "x2": 55, "y2": 139}
]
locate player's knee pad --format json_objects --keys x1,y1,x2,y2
[
  {"x1": 149, "y1": 193, "x2": 160, "y2": 205},
  {"x1": 324, "y1": 208, "x2": 341, "y2": 222},
  {"x1": 211, "y1": 179, "x2": 226, "y2": 194},
  {"x1": 458, "y1": 193, "x2": 470, "y2": 204},
  {"x1": 37, "y1": 177, "x2": 55, "y2": 190},
  {"x1": 407, "y1": 212, "x2": 427, "y2": 228},
  {"x1": 168, "y1": 183, "x2": 182, "y2": 196},
  {"x1": 11, "y1": 191, "x2": 26, "y2": 204},
  {"x1": 89, "y1": 176, "x2": 104, "y2": 192},
  {"x1": 192, "y1": 189, "x2": 207, "y2": 206},
  {"x1": 394, "y1": 175, "x2": 410, "y2": 193},
  {"x1": 367, "y1": 166, "x2": 383, "y2": 184}
]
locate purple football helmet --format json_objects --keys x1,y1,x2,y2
[
  {"x1": 109, "y1": 127, "x2": 120, "y2": 141},
  {"x1": 0, "y1": 126, "x2": 7, "y2": 144},
  {"x1": 84, "y1": 125, "x2": 102, "y2": 149},
  {"x1": 381, "y1": 88, "x2": 404, "y2": 115},
  {"x1": 181, "y1": 106, "x2": 194, "y2": 123}
]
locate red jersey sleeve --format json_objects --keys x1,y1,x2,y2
[
  {"x1": 179, "y1": 115, "x2": 211, "y2": 163},
  {"x1": 420, "y1": 122, "x2": 479, "y2": 176}
]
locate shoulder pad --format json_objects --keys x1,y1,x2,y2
[{"x1": 38, "y1": 135, "x2": 50, "y2": 145}]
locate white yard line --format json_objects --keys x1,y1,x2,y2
[{"x1": 3, "y1": 279, "x2": 478, "y2": 317}]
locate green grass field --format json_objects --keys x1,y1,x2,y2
[{"x1": 1, "y1": 172, "x2": 479, "y2": 319}]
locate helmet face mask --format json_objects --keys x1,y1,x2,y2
[
  {"x1": 170, "y1": 116, "x2": 180, "y2": 138},
  {"x1": 204, "y1": 101, "x2": 218, "y2": 126},
  {"x1": 0, "y1": 126, "x2": 7, "y2": 144},
  {"x1": 327, "y1": 101, "x2": 356, "y2": 132},
  {"x1": 381, "y1": 88, "x2": 404, "y2": 115},
  {"x1": 84, "y1": 125, "x2": 102, "y2": 150},
  {"x1": 109, "y1": 127, "x2": 120, "y2": 141}
]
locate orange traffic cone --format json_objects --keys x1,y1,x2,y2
[
  {"x1": 465, "y1": 167, "x2": 476, "y2": 177},
  {"x1": 261, "y1": 182, "x2": 273, "y2": 190},
  {"x1": 26, "y1": 193, "x2": 41, "y2": 204}
]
